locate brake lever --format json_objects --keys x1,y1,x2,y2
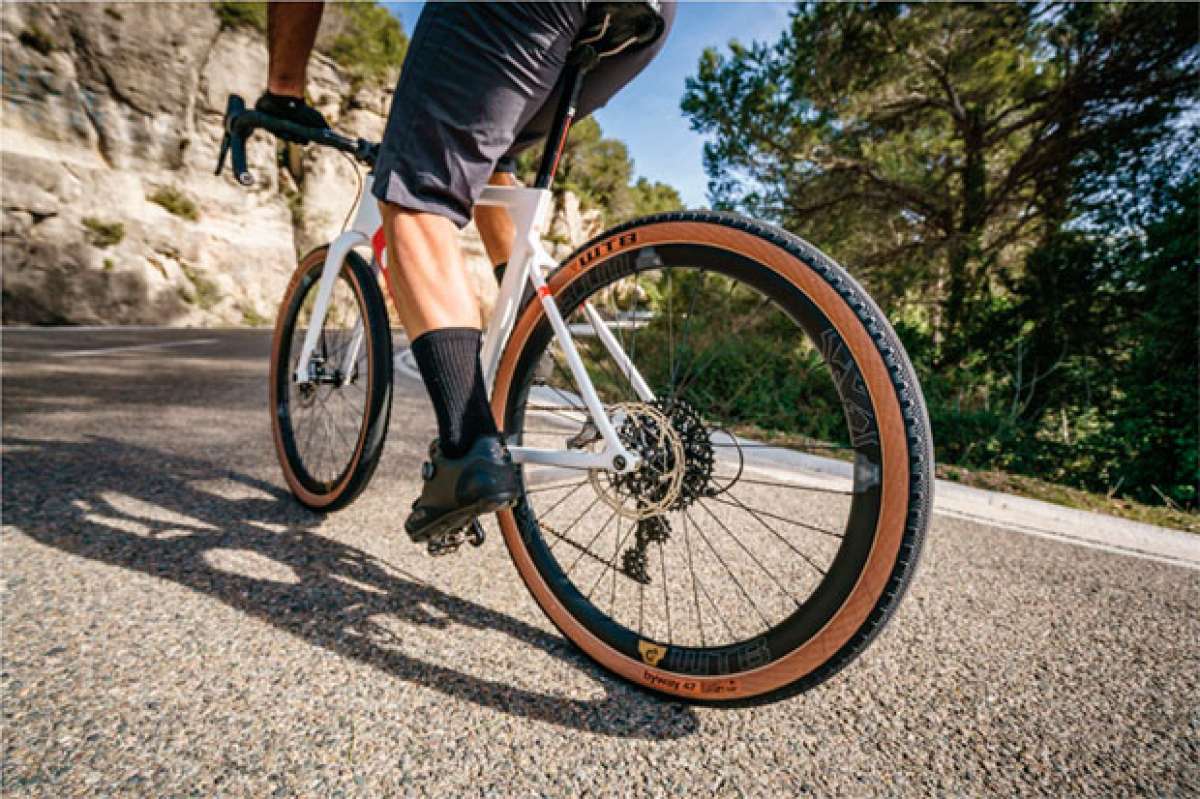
[{"x1": 214, "y1": 95, "x2": 254, "y2": 186}]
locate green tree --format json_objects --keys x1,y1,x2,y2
[
  {"x1": 631, "y1": 177, "x2": 684, "y2": 217},
  {"x1": 682, "y1": 2, "x2": 1198, "y2": 356},
  {"x1": 517, "y1": 117, "x2": 683, "y2": 223},
  {"x1": 679, "y1": 2, "x2": 1199, "y2": 510},
  {"x1": 325, "y1": 2, "x2": 408, "y2": 88}
]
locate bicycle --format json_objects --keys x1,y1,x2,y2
[{"x1": 215, "y1": 41, "x2": 933, "y2": 705}]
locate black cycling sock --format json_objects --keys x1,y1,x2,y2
[
  {"x1": 494, "y1": 261, "x2": 507, "y2": 283},
  {"x1": 410, "y1": 327, "x2": 498, "y2": 459}
]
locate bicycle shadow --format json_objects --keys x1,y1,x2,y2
[{"x1": 1, "y1": 436, "x2": 698, "y2": 740}]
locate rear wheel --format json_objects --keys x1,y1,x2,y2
[
  {"x1": 270, "y1": 246, "x2": 392, "y2": 511},
  {"x1": 493, "y1": 212, "x2": 933, "y2": 704}
]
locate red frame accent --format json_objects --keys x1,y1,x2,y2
[{"x1": 371, "y1": 226, "x2": 393, "y2": 293}]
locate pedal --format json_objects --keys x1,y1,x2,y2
[{"x1": 426, "y1": 527, "x2": 465, "y2": 557}]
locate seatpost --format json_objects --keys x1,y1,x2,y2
[{"x1": 534, "y1": 48, "x2": 597, "y2": 189}]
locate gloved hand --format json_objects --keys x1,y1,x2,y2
[{"x1": 254, "y1": 91, "x2": 329, "y2": 144}]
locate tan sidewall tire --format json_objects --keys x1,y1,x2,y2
[
  {"x1": 269, "y1": 247, "x2": 377, "y2": 510},
  {"x1": 491, "y1": 220, "x2": 911, "y2": 702}
]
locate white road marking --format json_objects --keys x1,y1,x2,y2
[
  {"x1": 3, "y1": 325, "x2": 202, "y2": 333},
  {"x1": 51, "y1": 338, "x2": 219, "y2": 358}
]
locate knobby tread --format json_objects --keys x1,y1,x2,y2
[{"x1": 528, "y1": 211, "x2": 934, "y2": 705}]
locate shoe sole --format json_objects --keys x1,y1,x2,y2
[{"x1": 406, "y1": 491, "x2": 519, "y2": 544}]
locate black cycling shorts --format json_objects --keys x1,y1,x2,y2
[{"x1": 371, "y1": 1, "x2": 675, "y2": 227}]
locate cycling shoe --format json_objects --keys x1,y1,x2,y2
[{"x1": 405, "y1": 435, "x2": 520, "y2": 544}]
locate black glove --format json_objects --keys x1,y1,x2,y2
[{"x1": 254, "y1": 91, "x2": 329, "y2": 144}]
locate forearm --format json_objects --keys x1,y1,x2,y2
[{"x1": 267, "y1": 1, "x2": 324, "y2": 97}]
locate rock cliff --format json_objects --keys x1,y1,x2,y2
[{"x1": 1, "y1": 2, "x2": 601, "y2": 327}]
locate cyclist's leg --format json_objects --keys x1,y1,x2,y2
[
  {"x1": 475, "y1": 2, "x2": 676, "y2": 273},
  {"x1": 474, "y1": 171, "x2": 519, "y2": 275},
  {"x1": 373, "y1": 1, "x2": 587, "y2": 334},
  {"x1": 370, "y1": 2, "x2": 589, "y2": 539}
]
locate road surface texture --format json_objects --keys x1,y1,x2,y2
[{"x1": 3, "y1": 328, "x2": 1197, "y2": 796}]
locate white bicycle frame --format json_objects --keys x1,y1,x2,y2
[{"x1": 292, "y1": 174, "x2": 650, "y2": 475}]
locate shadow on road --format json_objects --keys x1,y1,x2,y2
[{"x1": 1, "y1": 436, "x2": 698, "y2": 740}]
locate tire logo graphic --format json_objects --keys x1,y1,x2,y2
[{"x1": 637, "y1": 640, "x2": 667, "y2": 666}]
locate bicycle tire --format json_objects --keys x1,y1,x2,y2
[
  {"x1": 492, "y1": 211, "x2": 933, "y2": 705},
  {"x1": 270, "y1": 246, "x2": 393, "y2": 511}
]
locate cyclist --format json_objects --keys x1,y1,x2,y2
[{"x1": 261, "y1": 2, "x2": 675, "y2": 544}]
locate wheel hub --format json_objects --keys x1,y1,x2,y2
[
  {"x1": 587, "y1": 398, "x2": 716, "y2": 520},
  {"x1": 589, "y1": 402, "x2": 684, "y2": 520}
]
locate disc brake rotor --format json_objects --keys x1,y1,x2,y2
[{"x1": 589, "y1": 402, "x2": 685, "y2": 520}]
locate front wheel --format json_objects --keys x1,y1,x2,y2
[
  {"x1": 270, "y1": 246, "x2": 393, "y2": 511},
  {"x1": 493, "y1": 211, "x2": 933, "y2": 705}
]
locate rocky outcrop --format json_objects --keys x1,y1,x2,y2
[{"x1": 1, "y1": 2, "x2": 601, "y2": 327}]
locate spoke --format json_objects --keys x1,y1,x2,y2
[
  {"x1": 670, "y1": 268, "x2": 705, "y2": 398},
  {"x1": 709, "y1": 474, "x2": 853, "y2": 498},
  {"x1": 674, "y1": 294, "x2": 773, "y2": 399},
  {"x1": 534, "y1": 478, "x2": 590, "y2": 521},
  {"x1": 658, "y1": 538, "x2": 672, "y2": 644},
  {"x1": 525, "y1": 405, "x2": 589, "y2": 414},
  {"x1": 318, "y1": 390, "x2": 338, "y2": 480},
  {"x1": 298, "y1": 391, "x2": 321, "y2": 470},
  {"x1": 526, "y1": 401, "x2": 587, "y2": 427},
  {"x1": 566, "y1": 335, "x2": 631, "y2": 403},
  {"x1": 681, "y1": 510, "x2": 706, "y2": 647},
  {"x1": 315, "y1": 387, "x2": 354, "y2": 457},
  {"x1": 547, "y1": 381, "x2": 588, "y2": 416},
  {"x1": 683, "y1": 511, "x2": 739, "y2": 641},
  {"x1": 683, "y1": 509, "x2": 772, "y2": 629},
  {"x1": 629, "y1": 277, "x2": 642, "y2": 384},
  {"x1": 587, "y1": 509, "x2": 638, "y2": 602},
  {"x1": 547, "y1": 493, "x2": 604, "y2": 553},
  {"x1": 707, "y1": 494, "x2": 844, "y2": 540},
  {"x1": 608, "y1": 513, "x2": 623, "y2": 611},
  {"x1": 697, "y1": 499, "x2": 801, "y2": 608},
  {"x1": 328, "y1": 387, "x2": 365, "y2": 450},
  {"x1": 710, "y1": 442, "x2": 854, "y2": 451},
  {"x1": 666, "y1": 268, "x2": 674, "y2": 400},
  {"x1": 523, "y1": 478, "x2": 591, "y2": 496},
  {"x1": 712, "y1": 493, "x2": 829, "y2": 577},
  {"x1": 638, "y1": 567, "x2": 645, "y2": 636},
  {"x1": 565, "y1": 506, "x2": 619, "y2": 576},
  {"x1": 673, "y1": 271, "x2": 736, "y2": 397}
]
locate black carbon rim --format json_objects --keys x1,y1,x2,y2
[
  {"x1": 275, "y1": 258, "x2": 373, "y2": 496},
  {"x1": 504, "y1": 242, "x2": 890, "y2": 678}
]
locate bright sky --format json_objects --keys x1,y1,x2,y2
[{"x1": 383, "y1": 2, "x2": 794, "y2": 208}]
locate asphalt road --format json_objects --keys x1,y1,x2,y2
[{"x1": 2, "y1": 328, "x2": 1197, "y2": 796}]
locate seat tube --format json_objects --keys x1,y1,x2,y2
[{"x1": 534, "y1": 59, "x2": 591, "y2": 189}]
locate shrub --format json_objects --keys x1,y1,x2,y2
[
  {"x1": 240, "y1": 304, "x2": 268, "y2": 327},
  {"x1": 180, "y1": 263, "x2": 221, "y2": 311},
  {"x1": 82, "y1": 217, "x2": 125, "y2": 248},
  {"x1": 149, "y1": 187, "x2": 199, "y2": 221},
  {"x1": 328, "y1": 2, "x2": 408, "y2": 87},
  {"x1": 214, "y1": 1, "x2": 267, "y2": 33}
]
